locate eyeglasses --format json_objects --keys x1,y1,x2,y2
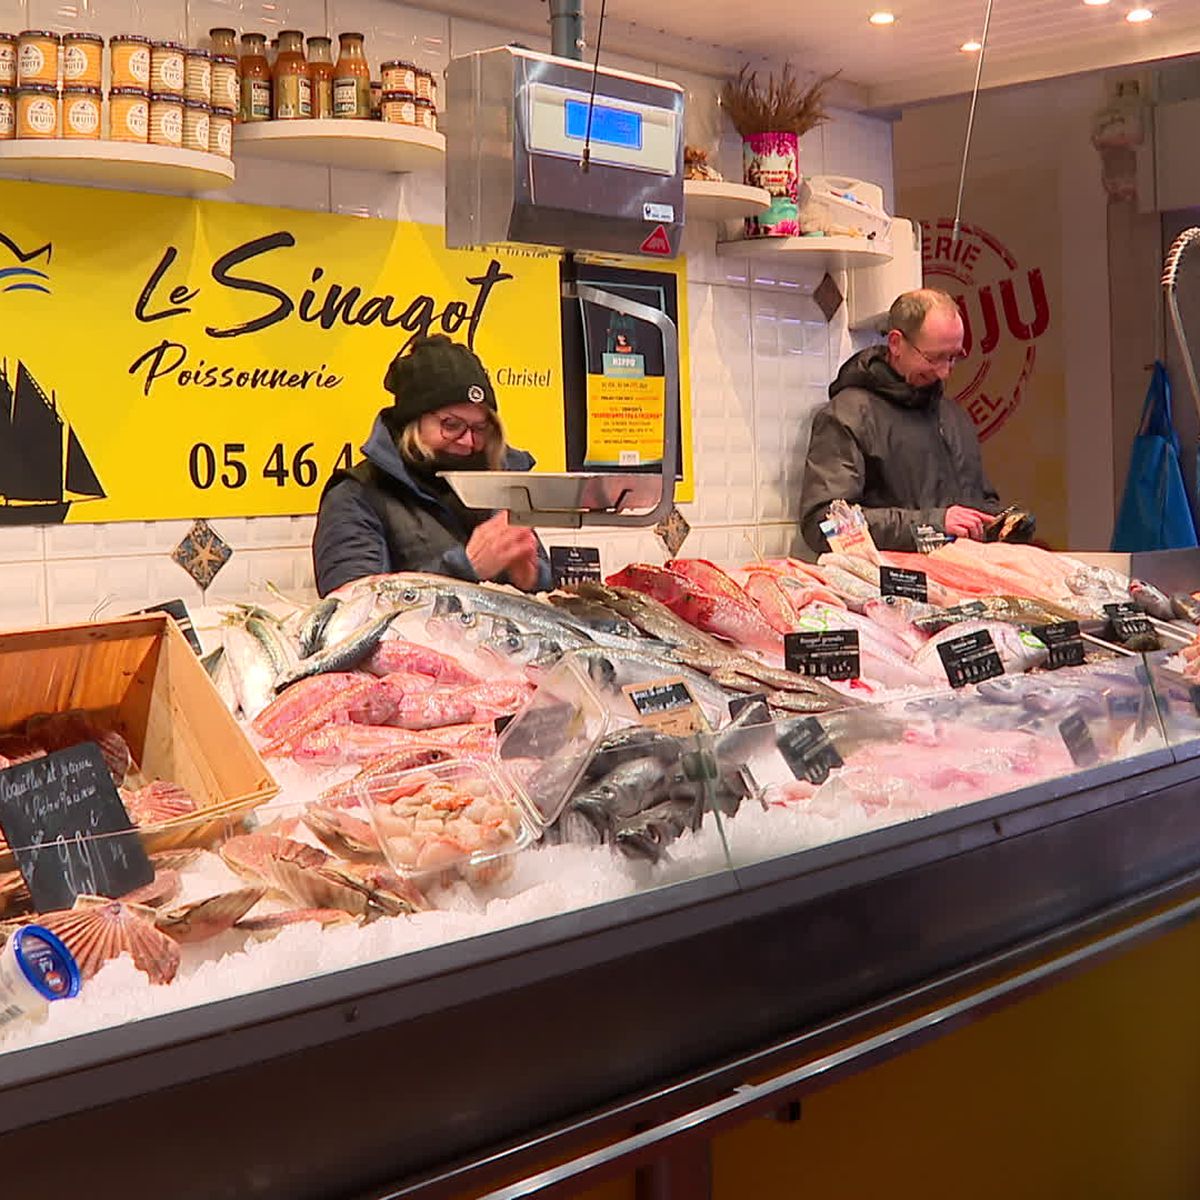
[
  {"x1": 438, "y1": 414, "x2": 494, "y2": 443},
  {"x1": 901, "y1": 331, "x2": 966, "y2": 368}
]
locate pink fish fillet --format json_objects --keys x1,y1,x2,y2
[
  {"x1": 252, "y1": 672, "x2": 367, "y2": 739},
  {"x1": 364, "y1": 639, "x2": 481, "y2": 684}
]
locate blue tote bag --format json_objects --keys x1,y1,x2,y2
[{"x1": 1112, "y1": 362, "x2": 1199, "y2": 551}]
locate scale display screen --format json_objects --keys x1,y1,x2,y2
[{"x1": 564, "y1": 98, "x2": 643, "y2": 150}]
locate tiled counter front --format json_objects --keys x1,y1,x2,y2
[{"x1": 0, "y1": 0, "x2": 893, "y2": 626}]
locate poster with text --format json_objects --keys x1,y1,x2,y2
[{"x1": 0, "y1": 179, "x2": 563, "y2": 524}]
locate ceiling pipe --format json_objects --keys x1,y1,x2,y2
[{"x1": 548, "y1": 0, "x2": 585, "y2": 61}]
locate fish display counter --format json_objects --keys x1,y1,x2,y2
[{"x1": 0, "y1": 549, "x2": 1199, "y2": 1197}]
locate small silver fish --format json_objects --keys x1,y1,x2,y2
[
  {"x1": 295, "y1": 597, "x2": 341, "y2": 658},
  {"x1": 275, "y1": 611, "x2": 400, "y2": 690}
]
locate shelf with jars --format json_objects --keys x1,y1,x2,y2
[
  {"x1": 0, "y1": 29, "x2": 235, "y2": 192},
  {"x1": 231, "y1": 30, "x2": 444, "y2": 173}
]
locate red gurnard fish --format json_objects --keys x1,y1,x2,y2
[
  {"x1": 252, "y1": 672, "x2": 367, "y2": 739},
  {"x1": 607, "y1": 563, "x2": 783, "y2": 658},
  {"x1": 741, "y1": 571, "x2": 803, "y2": 634},
  {"x1": 260, "y1": 677, "x2": 381, "y2": 757},
  {"x1": 364, "y1": 639, "x2": 481, "y2": 685},
  {"x1": 666, "y1": 559, "x2": 754, "y2": 605}
]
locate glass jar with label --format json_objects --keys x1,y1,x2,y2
[
  {"x1": 0, "y1": 88, "x2": 14, "y2": 139},
  {"x1": 149, "y1": 91, "x2": 183, "y2": 147},
  {"x1": 239, "y1": 33, "x2": 271, "y2": 122},
  {"x1": 17, "y1": 31, "x2": 59, "y2": 87},
  {"x1": 381, "y1": 89, "x2": 414, "y2": 126},
  {"x1": 415, "y1": 68, "x2": 435, "y2": 104},
  {"x1": 381, "y1": 59, "x2": 416, "y2": 95},
  {"x1": 62, "y1": 85, "x2": 102, "y2": 139},
  {"x1": 62, "y1": 33, "x2": 103, "y2": 87},
  {"x1": 110, "y1": 35, "x2": 151, "y2": 89},
  {"x1": 183, "y1": 99, "x2": 210, "y2": 151},
  {"x1": 185, "y1": 49, "x2": 211, "y2": 104},
  {"x1": 0, "y1": 34, "x2": 15, "y2": 88},
  {"x1": 109, "y1": 86, "x2": 148, "y2": 142},
  {"x1": 414, "y1": 96, "x2": 436, "y2": 132},
  {"x1": 151, "y1": 41, "x2": 185, "y2": 97},
  {"x1": 306, "y1": 36, "x2": 333, "y2": 119},
  {"x1": 210, "y1": 55, "x2": 237, "y2": 113},
  {"x1": 333, "y1": 32, "x2": 370, "y2": 119},
  {"x1": 208, "y1": 106, "x2": 232, "y2": 156},
  {"x1": 208, "y1": 27, "x2": 237, "y2": 58},
  {"x1": 272, "y1": 29, "x2": 310, "y2": 119},
  {"x1": 16, "y1": 84, "x2": 57, "y2": 138}
]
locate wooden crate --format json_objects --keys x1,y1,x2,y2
[{"x1": 0, "y1": 614, "x2": 278, "y2": 854}]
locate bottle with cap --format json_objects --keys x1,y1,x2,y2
[
  {"x1": 333, "y1": 32, "x2": 370, "y2": 119},
  {"x1": 307, "y1": 35, "x2": 334, "y2": 119}
]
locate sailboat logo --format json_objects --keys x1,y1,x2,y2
[
  {"x1": 0, "y1": 360, "x2": 104, "y2": 525},
  {"x1": 0, "y1": 232, "x2": 52, "y2": 295}
]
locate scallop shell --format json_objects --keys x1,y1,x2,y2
[
  {"x1": 119, "y1": 869, "x2": 182, "y2": 909},
  {"x1": 0, "y1": 734, "x2": 44, "y2": 764},
  {"x1": 124, "y1": 781, "x2": 198, "y2": 826},
  {"x1": 149, "y1": 849, "x2": 203, "y2": 873},
  {"x1": 236, "y1": 908, "x2": 357, "y2": 939},
  {"x1": 156, "y1": 887, "x2": 265, "y2": 944},
  {"x1": 220, "y1": 832, "x2": 328, "y2": 888},
  {"x1": 39, "y1": 896, "x2": 181, "y2": 985},
  {"x1": 0, "y1": 870, "x2": 30, "y2": 916},
  {"x1": 324, "y1": 862, "x2": 429, "y2": 916},
  {"x1": 267, "y1": 857, "x2": 370, "y2": 916},
  {"x1": 302, "y1": 804, "x2": 382, "y2": 862}
]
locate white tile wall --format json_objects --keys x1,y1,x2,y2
[{"x1": 0, "y1": 0, "x2": 894, "y2": 629}]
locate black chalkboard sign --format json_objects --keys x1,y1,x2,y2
[
  {"x1": 550, "y1": 547, "x2": 602, "y2": 588},
  {"x1": 776, "y1": 717, "x2": 843, "y2": 786},
  {"x1": 785, "y1": 630, "x2": 860, "y2": 681},
  {"x1": 936, "y1": 629, "x2": 1005, "y2": 689},
  {"x1": 1059, "y1": 712, "x2": 1100, "y2": 768},
  {"x1": 127, "y1": 598, "x2": 202, "y2": 655},
  {"x1": 1033, "y1": 621, "x2": 1085, "y2": 670},
  {"x1": 0, "y1": 743, "x2": 153, "y2": 912},
  {"x1": 880, "y1": 566, "x2": 928, "y2": 603},
  {"x1": 1103, "y1": 602, "x2": 1153, "y2": 644},
  {"x1": 728, "y1": 693, "x2": 770, "y2": 722}
]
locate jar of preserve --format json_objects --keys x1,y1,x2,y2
[
  {"x1": 333, "y1": 31, "x2": 369, "y2": 119},
  {"x1": 149, "y1": 91, "x2": 183, "y2": 147},
  {"x1": 110, "y1": 35, "x2": 151, "y2": 89},
  {"x1": 208, "y1": 106, "x2": 232, "y2": 156},
  {"x1": 239, "y1": 33, "x2": 270, "y2": 122},
  {"x1": 381, "y1": 88, "x2": 414, "y2": 126},
  {"x1": 0, "y1": 34, "x2": 15, "y2": 87},
  {"x1": 182, "y1": 99, "x2": 210, "y2": 151},
  {"x1": 369, "y1": 79, "x2": 381, "y2": 120},
  {"x1": 185, "y1": 48, "x2": 211, "y2": 103},
  {"x1": 414, "y1": 96, "x2": 436, "y2": 131},
  {"x1": 109, "y1": 86, "x2": 148, "y2": 141},
  {"x1": 0, "y1": 88, "x2": 14, "y2": 139},
  {"x1": 16, "y1": 83, "x2": 57, "y2": 138},
  {"x1": 381, "y1": 59, "x2": 415, "y2": 94},
  {"x1": 151, "y1": 41, "x2": 185, "y2": 96},
  {"x1": 62, "y1": 32, "x2": 103, "y2": 87},
  {"x1": 414, "y1": 67, "x2": 435, "y2": 104},
  {"x1": 208, "y1": 27, "x2": 237, "y2": 58},
  {"x1": 210, "y1": 54, "x2": 237, "y2": 112},
  {"x1": 17, "y1": 31, "x2": 59, "y2": 87},
  {"x1": 306, "y1": 36, "x2": 333, "y2": 118},
  {"x1": 62, "y1": 85, "x2": 101, "y2": 138},
  {"x1": 272, "y1": 29, "x2": 310, "y2": 119}
]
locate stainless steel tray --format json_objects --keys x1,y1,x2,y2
[{"x1": 442, "y1": 470, "x2": 663, "y2": 516}]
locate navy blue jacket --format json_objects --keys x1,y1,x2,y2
[{"x1": 313, "y1": 413, "x2": 553, "y2": 597}]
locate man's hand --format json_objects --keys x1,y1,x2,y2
[
  {"x1": 944, "y1": 505, "x2": 992, "y2": 540},
  {"x1": 465, "y1": 512, "x2": 540, "y2": 587}
]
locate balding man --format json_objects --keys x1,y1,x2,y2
[{"x1": 798, "y1": 288, "x2": 1007, "y2": 555}]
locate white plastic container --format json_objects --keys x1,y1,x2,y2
[
  {"x1": 0, "y1": 924, "x2": 80, "y2": 1028},
  {"x1": 797, "y1": 175, "x2": 892, "y2": 243}
]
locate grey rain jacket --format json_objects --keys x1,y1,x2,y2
[
  {"x1": 797, "y1": 346, "x2": 1001, "y2": 554},
  {"x1": 313, "y1": 411, "x2": 553, "y2": 597}
]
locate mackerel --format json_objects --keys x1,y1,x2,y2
[
  {"x1": 221, "y1": 623, "x2": 276, "y2": 720},
  {"x1": 274, "y1": 611, "x2": 401, "y2": 691},
  {"x1": 295, "y1": 597, "x2": 341, "y2": 658}
]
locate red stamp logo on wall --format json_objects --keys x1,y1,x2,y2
[{"x1": 920, "y1": 219, "x2": 1051, "y2": 442}]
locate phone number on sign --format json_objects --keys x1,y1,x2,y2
[{"x1": 188, "y1": 442, "x2": 354, "y2": 490}]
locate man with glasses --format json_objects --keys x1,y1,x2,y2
[
  {"x1": 798, "y1": 288, "x2": 1011, "y2": 555},
  {"x1": 314, "y1": 335, "x2": 551, "y2": 596}
]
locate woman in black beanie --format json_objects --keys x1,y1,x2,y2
[{"x1": 312, "y1": 335, "x2": 551, "y2": 597}]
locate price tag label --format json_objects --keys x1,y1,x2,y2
[
  {"x1": 784, "y1": 630, "x2": 860, "y2": 681},
  {"x1": 549, "y1": 546, "x2": 602, "y2": 589},
  {"x1": 623, "y1": 677, "x2": 705, "y2": 736},
  {"x1": 1033, "y1": 621, "x2": 1085, "y2": 670},
  {"x1": 776, "y1": 717, "x2": 844, "y2": 786},
  {"x1": 1104, "y1": 602, "x2": 1153, "y2": 643},
  {"x1": 913, "y1": 524, "x2": 952, "y2": 554},
  {"x1": 0, "y1": 743, "x2": 153, "y2": 912},
  {"x1": 127, "y1": 598, "x2": 202, "y2": 655},
  {"x1": 936, "y1": 629, "x2": 1005, "y2": 689},
  {"x1": 880, "y1": 566, "x2": 929, "y2": 603},
  {"x1": 1059, "y1": 711, "x2": 1099, "y2": 768}
]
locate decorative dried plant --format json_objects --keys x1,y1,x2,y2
[{"x1": 720, "y1": 63, "x2": 841, "y2": 138}]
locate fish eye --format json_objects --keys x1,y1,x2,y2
[{"x1": 402, "y1": 588, "x2": 419, "y2": 604}]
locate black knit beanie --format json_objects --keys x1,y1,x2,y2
[{"x1": 382, "y1": 335, "x2": 498, "y2": 431}]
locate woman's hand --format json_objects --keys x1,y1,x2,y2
[{"x1": 465, "y1": 512, "x2": 541, "y2": 587}]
